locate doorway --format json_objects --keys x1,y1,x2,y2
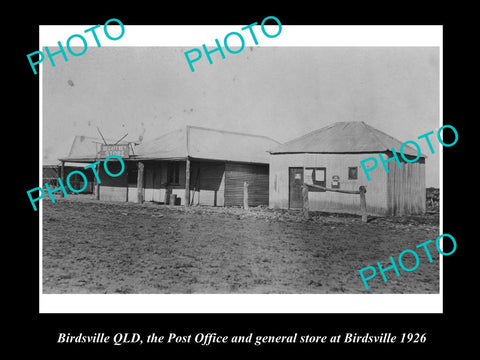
[{"x1": 289, "y1": 167, "x2": 304, "y2": 209}]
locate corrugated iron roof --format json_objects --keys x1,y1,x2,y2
[
  {"x1": 268, "y1": 121, "x2": 426, "y2": 157},
  {"x1": 133, "y1": 128, "x2": 186, "y2": 160},
  {"x1": 60, "y1": 127, "x2": 279, "y2": 164},
  {"x1": 135, "y1": 126, "x2": 280, "y2": 164},
  {"x1": 59, "y1": 135, "x2": 131, "y2": 162}
]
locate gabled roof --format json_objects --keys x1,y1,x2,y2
[
  {"x1": 268, "y1": 121, "x2": 426, "y2": 157},
  {"x1": 135, "y1": 126, "x2": 280, "y2": 164}
]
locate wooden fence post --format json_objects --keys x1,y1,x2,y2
[
  {"x1": 359, "y1": 185, "x2": 367, "y2": 223},
  {"x1": 302, "y1": 183, "x2": 310, "y2": 220},
  {"x1": 243, "y1": 181, "x2": 249, "y2": 210}
]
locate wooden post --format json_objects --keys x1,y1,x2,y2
[
  {"x1": 185, "y1": 158, "x2": 190, "y2": 207},
  {"x1": 137, "y1": 162, "x2": 144, "y2": 204},
  {"x1": 125, "y1": 168, "x2": 129, "y2": 203},
  {"x1": 95, "y1": 162, "x2": 100, "y2": 200},
  {"x1": 359, "y1": 185, "x2": 367, "y2": 223},
  {"x1": 190, "y1": 168, "x2": 201, "y2": 206},
  {"x1": 243, "y1": 181, "x2": 249, "y2": 210},
  {"x1": 60, "y1": 161, "x2": 65, "y2": 198},
  {"x1": 165, "y1": 186, "x2": 171, "y2": 205},
  {"x1": 302, "y1": 183, "x2": 309, "y2": 220}
]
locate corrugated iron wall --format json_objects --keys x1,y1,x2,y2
[
  {"x1": 224, "y1": 163, "x2": 269, "y2": 206},
  {"x1": 387, "y1": 157, "x2": 426, "y2": 215}
]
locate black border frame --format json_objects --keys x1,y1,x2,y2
[{"x1": 14, "y1": 4, "x2": 469, "y2": 355}]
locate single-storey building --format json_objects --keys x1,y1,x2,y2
[
  {"x1": 59, "y1": 126, "x2": 280, "y2": 207},
  {"x1": 268, "y1": 121, "x2": 426, "y2": 216}
]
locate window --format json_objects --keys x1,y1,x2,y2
[
  {"x1": 167, "y1": 162, "x2": 180, "y2": 185},
  {"x1": 348, "y1": 167, "x2": 358, "y2": 180},
  {"x1": 304, "y1": 167, "x2": 326, "y2": 192}
]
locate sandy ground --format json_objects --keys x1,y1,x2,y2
[{"x1": 42, "y1": 196, "x2": 440, "y2": 294}]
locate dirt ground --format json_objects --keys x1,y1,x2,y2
[{"x1": 42, "y1": 196, "x2": 440, "y2": 294}]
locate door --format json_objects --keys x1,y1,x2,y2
[
  {"x1": 144, "y1": 167, "x2": 154, "y2": 202},
  {"x1": 289, "y1": 167, "x2": 304, "y2": 209},
  {"x1": 144, "y1": 165, "x2": 161, "y2": 202},
  {"x1": 127, "y1": 164, "x2": 138, "y2": 203}
]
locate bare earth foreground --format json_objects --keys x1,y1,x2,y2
[{"x1": 43, "y1": 196, "x2": 439, "y2": 294}]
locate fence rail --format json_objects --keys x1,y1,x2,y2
[{"x1": 302, "y1": 183, "x2": 368, "y2": 222}]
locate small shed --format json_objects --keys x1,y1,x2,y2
[{"x1": 268, "y1": 121, "x2": 426, "y2": 216}]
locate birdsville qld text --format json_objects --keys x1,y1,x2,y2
[{"x1": 57, "y1": 332, "x2": 425, "y2": 345}]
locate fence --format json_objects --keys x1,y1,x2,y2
[
  {"x1": 301, "y1": 183, "x2": 368, "y2": 222},
  {"x1": 241, "y1": 180, "x2": 367, "y2": 222}
]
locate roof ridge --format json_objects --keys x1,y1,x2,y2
[
  {"x1": 269, "y1": 121, "x2": 426, "y2": 156},
  {"x1": 186, "y1": 125, "x2": 281, "y2": 144},
  {"x1": 144, "y1": 127, "x2": 185, "y2": 143},
  {"x1": 370, "y1": 125, "x2": 407, "y2": 145},
  {"x1": 359, "y1": 121, "x2": 391, "y2": 151},
  {"x1": 277, "y1": 122, "x2": 343, "y2": 148}
]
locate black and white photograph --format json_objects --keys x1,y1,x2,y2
[
  {"x1": 41, "y1": 43, "x2": 440, "y2": 297},
  {"x1": 14, "y1": 10, "x2": 470, "y2": 354}
]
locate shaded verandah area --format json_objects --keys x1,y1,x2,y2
[{"x1": 57, "y1": 126, "x2": 278, "y2": 207}]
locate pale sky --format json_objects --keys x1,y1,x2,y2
[{"x1": 43, "y1": 46, "x2": 440, "y2": 187}]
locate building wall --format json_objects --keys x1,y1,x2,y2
[
  {"x1": 387, "y1": 157, "x2": 426, "y2": 215},
  {"x1": 157, "y1": 161, "x2": 226, "y2": 206},
  {"x1": 189, "y1": 162, "x2": 225, "y2": 206},
  {"x1": 269, "y1": 153, "x2": 389, "y2": 215},
  {"x1": 98, "y1": 160, "x2": 218, "y2": 206},
  {"x1": 141, "y1": 161, "x2": 187, "y2": 205},
  {"x1": 224, "y1": 163, "x2": 269, "y2": 206},
  {"x1": 97, "y1": 159, "x2": 269, "y2": 208},
  {"x1": 98, "y1": 160, "x2": 128, "y2": 202}
]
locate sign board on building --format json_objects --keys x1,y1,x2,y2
[
  {"x1": 98, "y1": 144, "x2": 130, "y2": 159},
  {"x1": 331, "y1": 175, "x2": 340, "y2": 189}
]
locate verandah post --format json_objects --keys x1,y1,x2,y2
[
  {"x1": 185, "y1": 158, "x2": 191, "y2": 207},
  {"x1": 60, "y1": 161, "x2": 65, "y2": 198},
  {"x1": 95, "y1": 162, "x2": 100, "y2": 200},
  {"x1": 137, "y1": 162, "x2": 144, "y2": 204}
]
